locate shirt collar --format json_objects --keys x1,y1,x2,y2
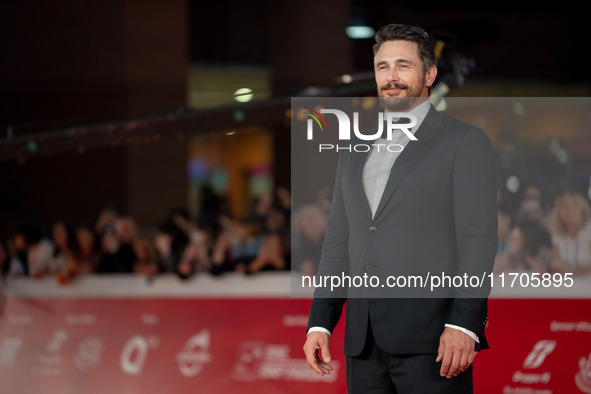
[{"x1": 379, "y1": 98, "x2": 431, "y2": 141}]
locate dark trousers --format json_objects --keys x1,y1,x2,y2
[{"x1": 346, "y1": 320, "x2": 473, "y2": 393}]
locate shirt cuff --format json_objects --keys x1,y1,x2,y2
[
  {"x1": 307, "y1": 327, "x2": 332, "y2": 337},
  {"x1": 444, "y1": 324, "x2": 480, "y2": 343}
]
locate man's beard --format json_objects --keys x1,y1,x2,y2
[{"x1": 378, "y1": 77, "x2": 425, "y2": 112}]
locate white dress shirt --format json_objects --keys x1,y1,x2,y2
[{"x1": 309, "y1": 99, "x2": 479, "y2": 344}]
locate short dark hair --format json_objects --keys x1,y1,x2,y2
[{"x1": 373, "y1": 23, "x2": 435, "y2": 72}]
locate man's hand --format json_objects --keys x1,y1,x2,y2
[
  {"x1": 303, "y1": 331, "x2": 333, "y2": 376},
  {"x1": 436, "y1": 327, "x2": 476, "y2": 378}
]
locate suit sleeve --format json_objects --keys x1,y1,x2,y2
[
  {"x1": 446, "y1": 127, "x2": 497, "y2": 342},
  {"x1": 306, "y1": 150, "x2": 349, "y2": 334}
]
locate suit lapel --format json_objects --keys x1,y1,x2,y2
[{"x1": 371, "y1": 106, "x2": 444, "y2": 220}]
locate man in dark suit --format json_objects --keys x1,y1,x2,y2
[{"x1": 303, "y1": 23, "x2": 497, "y2": 393}]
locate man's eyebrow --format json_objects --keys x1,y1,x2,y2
[
  {"x1": 395, "y1": 58, "x2": 414, "y2": 64},
  {"x1": 375, "y1": 59, "x2": 414, "y2": 67}
]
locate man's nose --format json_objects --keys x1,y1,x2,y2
[{"x1": 386, "y1": 67, "x2": 399, "y2": 82}]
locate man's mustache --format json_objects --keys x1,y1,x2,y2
[{"x1": 380, "y1": 82, "x2": 408, "y2": 91}]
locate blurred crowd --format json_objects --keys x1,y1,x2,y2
[
  {"x1": 494, "y1": 186, "x2": 591, "y2": 276},
  {"x1": 0, "y1": 187, "x2": 294, "y2": 284},
  {"x1": 291, "y1": 184, "x2": 591, "y2": 279},
  {"x1": 1, "y1": 183, "x2": 590, "y2": 286},
  {"x1": 292, "y1": 184, "x2": 591, "y2": 278}
]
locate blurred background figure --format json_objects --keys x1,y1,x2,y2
[
  {"x1": 211, "y1": 217, "x2": 261, "y2": 275},
  {"x1": 497, "y1": 203, "x2": 513, "y2": 256},
  {"x1": 8, "y1": 227, "x2": 30, "y2": 277},
  {"x1": 95, "y1": 205, "x2": 118, "y2": 237},
  {"x1": 133, "y1": 236, "x2": 159, "y2": 279},
  {"x1": 198, "y1": 184, "x2": 230, "y2": 236},
  {"x1": 176, "y1": 219, "x2": 212, "y2": 279},
  {"x1": 76, "y1": 226, "x2": 101, "y2": 274},
  {"x1": 96, "y1": 215, "x2": 137, "y2": 273},
  {"x1": 521, "y1": 184, "x2": 543, "y2": 202},
  {"x1": 177, "y1": 219, "x2": 212, "y2": 276},
  {"x1": 0, "y1": 239, "x2": 10, "y2": 282},
  {"x1": 548, "y1": 190, "x2": 591, "y2": 275},
  {"x1": 493, "y1": 184, "x2": 556, "y2": 274},
  {"x1": 246, "y1": 231, "x2": 285, "y2": 274},
  {"x1": 51, "y1": 219, "x2": 80, "y2": 284},
  {"x1": 113, "y1": 215, "x2": 138, "y2": 272},
  {"x1": 210, "y1": 216, "x2": 235, "y2": 275},
  {"x1": 10, "y1": 222, "x2": 53, "y2": 278},
  {"x1": 248, "y1": 202, "x2": 290, "y2": 274},
  {"x1": 96, "y1": 228, "x2": 119, "y2": 273},
  {"x1": 228, "y1": 219, "x2": 262, "y2": 272},
  {"x1": 169, "y1": 207, "x2": 191, "y2": 235},
  {"x1": 0, "y1": 240, "x2": 7, "y2": 312},
  {"x1": 517, "y1": 196, "x2": 545, "y2": 223},
  {"x1": 154, "y1": 219, "x2": 188, "y2": 276},
  {"x1": 251, "y1": 188, "x2": 291, "y2": 232},
  {"x1": 494, "y1": 218, "x2": 553, "y2": 275},
  {"x1": 292, "y1": 204, "x2": 328, "y2": 276}
]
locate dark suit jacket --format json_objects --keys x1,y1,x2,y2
[{"x1": 307, "y1": 104, "x2": 498, "y2": 357}]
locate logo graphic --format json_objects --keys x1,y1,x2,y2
[
  {"x1": 303, "y1": 107, "x2": 417, "y2": 153},
  {"x1": 74, "y1": 336, "x2": 104, "y2": 372},
  {"x1": 304, "y1": 107, "x2": 328, "y2": 132},
  {"x1": 176, "y1": 329, "x2": 212, "y2": 377},
  {"x1": 30, "y1": 330, "x2": 69, "y2": 376},
  {"x1": 282, "y1": 314, "x2": 308, "y2": 327},
  {"x1": 65, "y1": 314, "x2": 97, "y2": 325},
  {"x1": 233, "y1": 342, "x2": 264, "y2": 381},
  {"x1": 120, "y1": 335, "x2": 159, "y2": 375},
  {"x1": 576, "y1": 353, "x2": 591, "y2": 393},
  {"x1": 46, "y1": 330, "x2": 68, "y2": 353},
  {"x1": 0, "y1": 338, "x2": 22, "y2": 366},
  {"x1": 523, "y1": 340, "x2": 556, "y2": 369},
  {"x1": 507, "y1": 340, "x2": 556, "y2": 389}
]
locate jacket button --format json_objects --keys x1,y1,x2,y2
[{"x1": 369, "y1": 226, "x2": 378, "y2": 233}]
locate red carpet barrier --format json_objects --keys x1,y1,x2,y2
[{"x1": 0, "y1": 273, "x2": 590, "y2": 393}]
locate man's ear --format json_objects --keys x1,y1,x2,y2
[{"x1": 425, "y1": 65, "x2": 437, "y2": 88}]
